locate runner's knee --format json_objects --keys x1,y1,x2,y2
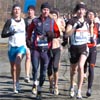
[{"x1": 16, "y1": 55, "x2": 21, "y2": 65}]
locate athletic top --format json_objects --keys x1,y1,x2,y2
[
  {"x1": 68, "y1": 17, "x2": 90, "y2": 45},
  {"x1": 24, "y1": 16, "x2": 36, "y2": 30},
  {"x1": 2, "y1": 18, "x2": 26, "y2": 47}
]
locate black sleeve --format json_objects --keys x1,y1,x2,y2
[
  {"x1": 24, "y1": 18, "x2": 28, "y2": 31},
  {"x1": 67, "y1": 17, "x2": 78, "y2": 26},
  {"x1": 1, "y1": 19, "x2": 12, "y2": 38},
  {"x1": 67, "y1": 19, "x2": 73, "y2": 25}
]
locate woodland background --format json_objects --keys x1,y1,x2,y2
[{"x1": 0, "y1": 0, "x2": 100, "y2": 29}]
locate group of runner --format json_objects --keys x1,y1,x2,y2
[{"x1": 1, "y1": 1, "x2": 100, "y2": 100}]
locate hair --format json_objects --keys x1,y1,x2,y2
[
  {"x1": 27, "y1": 5, "x2": 35, "y2": 11},
  {"x1": 86, "y1": 9, "x2": 96, "y2": 17},
  {"x1": 11, "y1": 4, "x2": 21, "y2": 16},
  {"x1": 50, "y1": 8, "x2": 59, "y2": 18},
  {"x1": 40, "y1": 2, "x2": 51, "y2": 11},
  {"x1": 73, "y1": 3, "x2": 87, "y2": 13}
]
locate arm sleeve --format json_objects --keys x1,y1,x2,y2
[
  {"x1": 24, "y1": 18, "x2": 28, "y2": 31},
  {"x1": 68, "y1": 18, "x2": 75, "y2": 26},
  {"x1": 1, "y1": 19, "x2": 12, "y2": 38}
]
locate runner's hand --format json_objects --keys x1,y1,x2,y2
[
  {"x1": 7, "y1": 29, "x2": 16, "y2": 36},
  {"x1": 90, "y1": 37, "x2": 95, "y2": 43},
  {"x1": 73, "y1": 21, "x2": 83, "y2": 29},
  {"x1": 26, "y1": 39, "x2": 32, "y2": 48},
  {"x1": 46, "y1": 31, "x2": 55, "y2": 40}
]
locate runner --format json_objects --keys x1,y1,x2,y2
[
  {"x1": 1, "y1": 4, "x2": 26, "y2": 93},
  {"x1": 65, "y1": 3, "x2": 90, "y2": 99},
  {"x1": 84, "y1": 9, "x2": 99, "y2": 97},
  {"x1": 94, "y1": 13, "x2": 100, "y2": 45},
  {"x1": 27, "y1": 2, "x2": 60, "y2": 99},
  {"x1": 47, "y1": 8, "x2": 65, "y2": 95},
  {"x1": 24, "y1": 5, "x2": 36, "y2": 83}
]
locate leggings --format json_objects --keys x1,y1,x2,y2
[
  {"x1": 84, "y1": 46, "x2": 97, "y2": 89},
  {"x1": 48, "y1": 48, "x2": 60, "y2": 76}
]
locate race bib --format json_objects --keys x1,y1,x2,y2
[
  {"x1": 75, "y1": 30, "x2": 88, "y2": 42},
  {"x1": 37, "y1": 35, "x2": 48, "y2": 47}
]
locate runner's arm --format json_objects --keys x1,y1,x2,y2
[
  {"x1": 65, "y1": 24, "x2": 76, "y2": 36},
  {"x1": 1, "y1": 19, "x2": 14, "y2": 38}
]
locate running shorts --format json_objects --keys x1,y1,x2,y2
[
  {"x1": 8, "y1": 45, "x2": 26, "y2": 62},
  {"x1": 69, "y1": 44, "x2": 89, "y2": 64}
]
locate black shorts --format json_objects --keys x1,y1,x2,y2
[{"x1": 69, "y1": 44, "x2": 89, "y2": 64}]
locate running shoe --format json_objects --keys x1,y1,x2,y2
[
  {"x1": 54, "y1": 87, "x2": 59, "y2": 95},
  {"x1": 76, "y1": 91, "x2": 82, "y2": 99},
  {"x1": 36, "y1": 91, "x2": 42, "y2": 100},
  {"x1": 86, "y1": 88, "x2": 92, "y2": 97},
  {"x1": 13, "y1": 83, "x2": 20, "y2": 94},
  {"x1": 83, "y1": 77, "x2": 87, "y2": 83},
  {"x1": 32, "y1": 84, "x2": 37, "y2": 95},
  {"x1": 16, "y1": 82, "x2": 21, "y2": 91},
  {"x1": 13, "y1": 86, "x2": 18, "y2": 94},
  {"x1": 24, "y1": 76, "x2": 30, "y2": 83},
  {"x1": 49, "y1": 86, "x2": 54, "y2": 93},
  {"x1": 49, "y1": 80, "x2": 54, "y2": 93},
  {"x1": 69, "y1": 88, "x2": 75, "y2": 98}
]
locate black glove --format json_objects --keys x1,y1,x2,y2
[
  {"x1": 73, "y1": 21, "x2": 83, "y2": 29},
  {"x1": 61, "y1": 41, "x2": 68, "y2": 47},
  {"x1": 2, "y1": 30, "x2": 16, "y2": 38},
  {"x1": 90, "y1": 37, "x2": 95, "y2": 43},
  {"x1": 46, "y1": 31, "x2": 55, "y2": 40},
  {"x1": 63, "y1": 33, "x2": 68, "y2": 41},
  {"x1": 98, "y1": 33, "x2": 100, "y2": 38},
  {"x1": 26, "y1": 39, "x2": 32, "y2": 48},
  {"x1": 61, "y1": 34, "x2": 68, "y2": 47}
]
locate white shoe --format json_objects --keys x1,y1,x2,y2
[
  {"x1": 14, "y1": 90, "x2": 18, "y2": 94},
  {"x1": 77, "y1": 91, "x2": 82, "y2": 99},
  {"x1": 32, "y1": 84, "x2": 37, "y2": 95},
  {"x1": 24, "y1": 77, "x2": 30, "y2": 83},
  {"x1": 13, "y1": 86, "x2": 18, "y2": 94},
  {"x1": 69, "y1": 88, "x2": 75, "y2": 98},
  {"x1": 13, "y1": 82, "x2": 20, "y2": 94},
  {"x1": 54, "y1": 87, "x2": 59, "y2": 95}
]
